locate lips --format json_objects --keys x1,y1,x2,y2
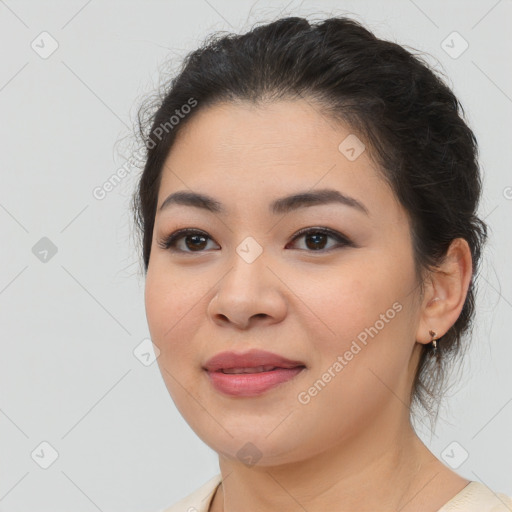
[
  {"x1": 203, "y1": 349, "x2": 307, "y2": 397},
  {"x1": 203, "y1": 349, "x2": 306, "y2": 373}
]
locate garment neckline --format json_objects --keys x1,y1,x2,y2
[
  {"x1": 206, "y1": 477, "x2": 479, "y2": 511},
  {"x1": 440, "y1": 480, "x2": 474, "y2": 503}
]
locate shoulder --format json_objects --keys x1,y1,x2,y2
[
  {"x1": 156, "y1": 474, "x2": 222, "y2": 512},
  {"x1": 438, "y1": 481, "x2": 512, "y2": 512}
]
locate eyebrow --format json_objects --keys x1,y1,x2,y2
[{"x1": 158, "y1": 188, "x2": 369, "y2": 216}]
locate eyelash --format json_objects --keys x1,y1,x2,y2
[{"x1": 157, "y1": 227, "x2": 354, "y2": 254}]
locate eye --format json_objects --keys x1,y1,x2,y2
[
  {"x1": 286, "y1": 227, "x2": 353, "y2": 252},
  {"x1": 157, "y1": 227, "x2": 353, "y2": 254},
  {"x1": 157, "y1": 228, "x2": 219, "y2": 253}
]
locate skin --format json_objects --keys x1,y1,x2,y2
[{"x1": 144, "y1": 99, "x2": 473, "y2": 512}]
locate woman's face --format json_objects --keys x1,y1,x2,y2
[{"x1": 145, "y1": 99, "x2": 425, "y2": 466}]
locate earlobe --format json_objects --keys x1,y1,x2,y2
[{"x1": 415, "y1": 238, "x2": 473, "y2": 345}]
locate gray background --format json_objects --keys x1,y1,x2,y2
[{"x1": 1, "y1": 0, "x2": 511, "y2": 511}]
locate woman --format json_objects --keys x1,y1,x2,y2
[{"x1": 132, "y1": 15, "x2": 512, "y2": 512}]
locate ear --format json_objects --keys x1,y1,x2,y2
[{"x1": 415, "y1": 238, "x2": 473, "y2": 345}]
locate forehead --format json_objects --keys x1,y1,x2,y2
[
  {"x1": 171, "y1": 99, "x2": 356, "y2": 160},
  {"x1": 156, "y1": 99, "x2": 400, "y2": 222}
]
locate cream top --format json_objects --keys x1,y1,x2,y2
[{"x1": 159, "y1": 473, "x2": 512, "y2": 512}]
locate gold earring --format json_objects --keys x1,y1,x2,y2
[{"x1": 429, "y1": 329, "x2": 438, "y2": 352}]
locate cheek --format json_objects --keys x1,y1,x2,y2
[
  {"x1": 145, "y1": 266, "x2": 173, "y2": 339},
  {"x1": 299, "y1": 252, "x2": 416, "y2": 391},
  {"x1": 145, "y1": 267, "x2": 206, "y2": 413},
  {"x1": 298, "y1": 257, "x2": 402, "y2": 342},
  {"x1": 144, "y1": 264, "x2": 203, "y2": 361}
]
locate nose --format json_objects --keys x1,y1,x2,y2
[{"x1": 207, "y1": 251, "x2": 287, "y2": 330}]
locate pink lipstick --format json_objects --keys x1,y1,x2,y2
[{"x1": 203, "y1": 349, "x2": 306, "y2": 397}]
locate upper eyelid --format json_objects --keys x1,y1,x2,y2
[{"x1": 158, "y1": 227, "x2": 352, "y2": 251}]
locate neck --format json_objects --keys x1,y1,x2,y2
[{"x1": 211, "y1": 412, "x2": 444, "y2": 512}]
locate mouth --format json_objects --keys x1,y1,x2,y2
[
  {"x1": 203, "y1": 359, "x2": 306, "y2": 396},
  {"x1": 205, "y1": 366, "x2": 306, "y2": 397},
  {"x1": 202, "y1": 349, "x2": 307, "y2": 396},
  {"x1": 216, "y1": 364, "x2": 305, "y2": 374},
  {"x1": 203, "y1": 348, "x2": 306, "y2": 373}
]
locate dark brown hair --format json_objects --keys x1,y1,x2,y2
[{"x1": 131, "y1": 15, "x2": 488, "y2": 428}]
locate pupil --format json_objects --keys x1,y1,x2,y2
[
  {"x1": 306, "y1": 233, "x2": 326, "y2": 250},
  {"x1": 186, "y1": 234, "x2": 207, "y2": 251}
]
